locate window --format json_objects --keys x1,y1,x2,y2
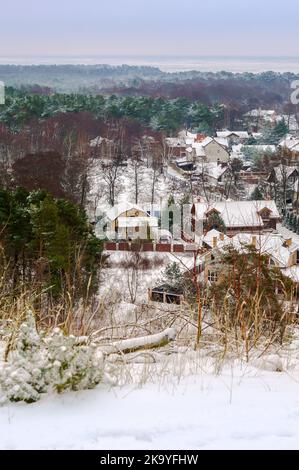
[
  {"x1": 208, "y1": 271, "x2": 218, "y2": 282},
  {"x1": 297, "y1": 250, "x2": 299, "y2": 265},
  {"x1": 135, "y1": 227, "x2": 140, "y2": 233}
]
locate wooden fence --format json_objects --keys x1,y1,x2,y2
[{"x1": 104, "y1": 242, "x2": 197, "y2": 253}]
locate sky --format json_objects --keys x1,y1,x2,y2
[{"x1": 0, "y1": 0, "x2": 298, "y2": 58}]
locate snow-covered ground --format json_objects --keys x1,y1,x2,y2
[{"x1": 1, "y1": 359, "x2": 299, "y2": 450}]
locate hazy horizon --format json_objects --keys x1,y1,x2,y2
[
  {"x1": 1, "y1": 0, "x2": 298, "y2": 58},
  {"x1": 0, "y1": 54, "x2": 299, "y2": 73}
]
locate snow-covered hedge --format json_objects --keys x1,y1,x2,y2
[{"x1": 0, "y1": 313, "x2": 104, "y2": 404}]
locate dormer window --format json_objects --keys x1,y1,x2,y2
[{"x1": 258, "y1": 208, "x2": 272, "y2": 220}]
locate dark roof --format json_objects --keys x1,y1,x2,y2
[{"x1": 152, "y1": 284, "x2": 183, "y2": 295}]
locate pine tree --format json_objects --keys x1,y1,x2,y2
[
  {"x1": 0, "y1": 316, "x2": 105, "y2": 404},
  {"x1": 250, "y1": 186, "x2": 264, "y2": 201},
  {"x1": 0, "y1": 312, "x2": 47, "y2": 404},
  {"x1": 205, "y1": 211, "x2": 227, "y2": 234},
  {"x1": 45, "y1": 329, "x2": 104, "y2": 394}
]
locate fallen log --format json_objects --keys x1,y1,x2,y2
[{"x1": 101, "y1": 328, "x2": 176, "y2": 355}]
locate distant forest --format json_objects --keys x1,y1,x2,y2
[
  {"x1": 0, "y1": 65, "x2": 298, "y2": 135},
  {"x1": 0, "y1": 65, "x2": 298, "y2": 109}
]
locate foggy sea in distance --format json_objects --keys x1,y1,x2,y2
[{"x1": 0, "y1": 55, "x2": 299, "y2": 73}]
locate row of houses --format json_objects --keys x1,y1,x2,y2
[{"x1": 101, "y1": 199, "x2": 282, "y2": 242}]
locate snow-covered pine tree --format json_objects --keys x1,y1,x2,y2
[
  {"x1": 45, "y1": 329, "x2": 104, "y2": 394},
  {"x1": 0, "y1": 311, "x2": 47, "y2": 404},
  {"x1": 0, "y1": 315, "x2": 105, "y2": 404}
]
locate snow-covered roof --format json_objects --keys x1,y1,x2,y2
[
  {"x1": 245, "y1": 109, "x2": 276, "y2": 118},
  {"x1": 202, "y1": 229, "x2": 230, "y2": 248},
  {"x1": 252, "y1": 132, "x2": 263, "y2": 139},
  {"x1": 278, "y1": 135, "x2": 299, "y2": 150},
  {"x1": 194, "y1": 200, "x2": 280, "y2": 229},
  {"x1": 216, "y1": 131, "x2": 249, "y2": 140},
  {"x1": 166, "y1": 138, "x2": 186, "y2": 148},
  {"x1": 207, "y1": 231, "x2": 299, "y2": 268},
  {"x1": 191, "y1": 137, "x2": 229, "y2": 158},
  {"x1": 187, "y1": 131, "x2": 198, "y2": 140},
  {"x1": 192, "y1": 143, "x2": 206, "y2": 157},
  {"x1": 198, "y1": 162, "x2": 228, "y2": 181},
  {"x1": 106, "y1": 202, "x2": 148, "y2": 221},
  {"x1": 200, "y1": 136, "x2": 229, "y2": 148},
  {"x1": 234, "y1": 144, "x2": 276, "y2": 154},
  {"x1": 284, "y1": 266, "x2": 299, "y2": 283},
  {"x1": 230, "y1": 233, "x2": 299, "y2": 267},
  {"x1": 271, "y1": 165, "x2": 298, "y2": 182}
]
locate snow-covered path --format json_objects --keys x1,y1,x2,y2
[{"x1": 1, "y1": 365, "x2": 299, "y2": 450}]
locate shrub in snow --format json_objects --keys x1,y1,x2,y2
[
  {"x1": 0, "y1": 315, "x2": 104, "y2": 404},
  {"x1": 45, "y1": 329, "x2": 104, "y2": 394},
  {"x1": 0, "y1": 312, "x2": 47, "y2": 404}
]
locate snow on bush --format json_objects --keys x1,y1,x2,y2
[
  {"x1": 45, "y1": 329, "x2": 104, "y2": 394},
  {"x1": 0, "y1": 313, "x2": 47, "y2": 404},
  {"x1": 0, "y1": 313, "x2": 104, "y2": 404}
]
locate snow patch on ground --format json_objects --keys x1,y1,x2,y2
[{"x1": 1, "y1": 361, "x2": 299, "y2": 450}]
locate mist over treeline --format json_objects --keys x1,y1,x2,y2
[{"x1": 0, "y1": 64, "x2": 298, "y2": 107}]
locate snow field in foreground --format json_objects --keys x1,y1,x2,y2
[{"x1": 1, "y1": 360, "x2": 299, "y2": 450}]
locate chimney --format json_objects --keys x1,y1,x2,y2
[
  {"x1": 285, "y1": 238, "x2": 292, "y2": 247},
  {"x1": 213, "y1": 236, "x2": 218, "y2": 248},
  {"x1": 219, "y1": 233, "x2": 225, "y2": 241},
  {"x1": 251, "y1": 236, "x2": 257, "y2": 248}
]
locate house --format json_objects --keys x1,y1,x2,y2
[
  {"x1": 232, "y1": 144, "x2": 277, "y2": 161},
  {"x1": 280, "y1": 115, "x2": 299, "y2": 135},
  {"x1": 191, "y1": 200, "x2": 281, "y2": 239},
  {"x1": 165, "y1": 138, "x2": 187, "y2": 159},
  {"x1": 216, "y1": 131, "x2": 249, "y2": 145},
  {"x1": 196, "y1": 162, "x2": 232, "y2": 186},
  {"x1": 200, "y1": 230, "x2": 299, "y2": 285},
  {"x1": 192, "y1": 137, "x2": 230, "y2": 163},
  {"x1": 244, "y1": 109, "x2": 277, "y2": 131},
  {"x1": 105, "y1": 202, "x2": 158, "y2": 241},
  {"x1": 278, "y1": 135, "x2": 299, "y2": 162},
  {"x1": 267, "y1": 165, "x2": 299, "y2": 187}
]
